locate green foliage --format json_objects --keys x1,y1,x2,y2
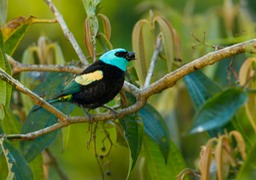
[
  {"x1": 119, "y1": 114, "x2": 143, "y2": 174},
  {"x1": 20, "y1": 72, "x2": 76, "y2": 162},
  {"x1": 184, "y1": 70, "x2": 222, "y2": 109},
  {"x1": 1, "y1": 16, "x2": 50, "y2": 56},
  {"x1": 0, "y1": 108, "x2": 21, "y2": 134},
  {"x1": 0, "y1": 29, "x2": 12, "y2": 120},
  {"x1": 237, "y1": 142, "x2": 256, "y2": 179},
  {"x1": 0, "y1": 138, "x2": 34, "y2": 180},
  {"x1": 1, "y1": 0, "x2": 256, "y2": 179},
  {"x1": 143, "y1": 135, "x2": 186, "y2": 180},
  {"x1": 20, "y1": 36, "x2": 66, "y2": 114},
  {"x1": 132, "y1": 13, "x2": 181, "y2": 85},
  {"x1": 139, "y1": 103, "x2": 170, "y2": 163},
  {"x1": 190, "y1": 88, "x2": 247, "y2": 134}
]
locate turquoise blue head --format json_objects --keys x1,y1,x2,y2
[{"x1": 99, "y1": 48, "x2": 135, "y2": 71}]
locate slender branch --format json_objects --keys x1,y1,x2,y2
[
  {"x1": 8, "y1": 55, "x2": 83, "y2": 75},
  {"x1": 43, "y1": 0, "x2": 89, "y2": 65},
  {"x1": 0, "y1": 67, "x2": 69, "y2": 123},
  {"x1": 1, "y1": 38, "x2": 256, "y2": 140},
  {"x1": 144, "y1": 34, "x2": 163, "y2": 87},
  {"x1": 142, "y1": 38, "x2": 256, "y2": 98}
]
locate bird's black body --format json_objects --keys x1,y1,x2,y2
[
  {"x1": 71, "y1": 60, "x2": 125, "y2": 109},
  {"x1": 48, "y1": 48, "x2": 135, "y2": 110}
]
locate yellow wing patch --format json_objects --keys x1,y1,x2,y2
[{"x1": 75, "y1": 70, "x2": 103, "y2": 86}]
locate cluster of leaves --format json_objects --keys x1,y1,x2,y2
[
  {"x1": 0, "y1": 1, "x2": 184, "y2": 180},
  {"x1": 1, "y1": 0, "x2": 256, "y2": 179}
]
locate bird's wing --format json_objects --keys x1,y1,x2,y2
[
  {"x1": 75, "y1": 70, "x2": 103, "y2": 85},
  {"x1": 60, "y1": 70, "x2": 104, "y2": 95}
]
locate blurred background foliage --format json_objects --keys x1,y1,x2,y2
[{"x1": 2, "y1": 0, "x2": 256, "y2": 179}]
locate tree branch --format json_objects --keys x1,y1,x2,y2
[
  {"x1": 43, "y1": 0, "x2": 89, "y2": 65},
  {"x1": 0, "y1": 67, "x2": 69, "y2": 123},
  {"x1": 1, "y1": 38, "x2": 256, "y2": 140},
  {"x1": 8, "y1": 55, "x2": 83, "y2": 75}
]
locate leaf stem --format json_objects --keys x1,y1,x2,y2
[{"x1": 144, "y1": 34, "x2": 163, "y2": 88}]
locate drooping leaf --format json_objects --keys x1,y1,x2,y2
[
  {"x1": 84, "y1": 17, "x2": 95, "y2": 60},
  {"x1": 119, "y1": 114, "x2": 143, "y2": 174},
  {"x1": 138, "y1": 103, "x2": 170, "y2": 162},
  {"x1": 190, "y1": 88, "x2": 248, "y2": 134},
  {"x1": 153, "y1": 16, "x2": 175, "y2": 71},
  {"x1": 184, "y1": 70, "x2": 222, "y2": 109},
  {"x1": 239, "y1": 57, "x2": 256, "y2": 131},
  {"x1": 132, "y1": 19, "x2": 153, "y2": 85},
  {"x1": 98, "y1": 13, "x2": 111, "y2": 40},
  {"x1": 2, "y1": 16, "x2": 38, "y2": 55},
  {"x1": 143, "y1": 135, "x2": 186, "y2": 180},
  {"x1": 0, "y1": 138, "x2": 34, "y2": 180}
]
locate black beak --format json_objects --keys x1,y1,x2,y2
[{"x1": 126, "y1": 52, "x2": 136, "y2": 61}]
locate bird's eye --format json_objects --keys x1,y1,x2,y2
[{"x1": 115, "y1": 51, "x2": 127, "y2": 58}]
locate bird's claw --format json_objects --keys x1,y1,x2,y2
[{"x1": 102, "y1": 105, "x2": 118, "y2": 119}]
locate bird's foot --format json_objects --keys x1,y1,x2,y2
[
  {"x1": 80, "y1": 105, "x2": 93, "y2": 121},
  {"x1": 102, "y1": 105, "x2": 118, "y2": 119}
]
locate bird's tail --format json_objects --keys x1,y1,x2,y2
[{"x1": 32, "y1": 94, "x2": 72, "y2": 112}]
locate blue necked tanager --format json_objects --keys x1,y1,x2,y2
[{"x1": 45, "y1": 48, "x2": 135, "y2": 109}]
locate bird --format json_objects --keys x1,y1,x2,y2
[{"x1": 40, "y1": 48, "x2": 135, "y2": 110}]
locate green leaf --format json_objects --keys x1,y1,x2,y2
[
  {"x1": 2, "y1": 16, "x2": 42, "y2": 55},
  {"x1": 29, "y1": 154, "x2": 44, "y2": 180},
  {"x1": 0, "y1": 154, "x2": 8, "y2": 179},
  {"x1": 143, "y1": 135, "x2": 186, "y2": 180},
  {"x1": 0, "y1": 29, "x2": 12, "y2": 120},
  {"x1": 190, "y1": 88, "x2": 248, "y2": 134},
  {"x1": 119, "y1": 114, "x2": 143, "y2": 173},
  {"x1": 20, "y1": 101, "x2": 75, "y2": 162},
  {"x1": 184, "y1": 70, "x2": 222, "y2": 109},
  {"x1": 20, "y1": 72, "x2": 76, "y2": 162},
  {"x1": 237, "y1": 141, "x2": 256, "y2": 179},
  {"x1": 0, "y1": 108, "x2": 21, "y2": 134},
  {"x1": 0, "y1": 138, "x2": 34, "y2": 180},
  {"x1": 138, "y1": 103, "x2": 170, "y2": 162}
]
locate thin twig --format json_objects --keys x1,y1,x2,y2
[
  {"x1": 1, "y1": 38, "x2": 256, "y2": 140},
  {"x1": 43, "y1": 0, "x2": 89, "y2": 65},
  {"x1": 45, "y1": 148, "x2": 68, "y2": 180},
  {"x1": 144, "y1": 34, "x2": 163, "y2": 87}
]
